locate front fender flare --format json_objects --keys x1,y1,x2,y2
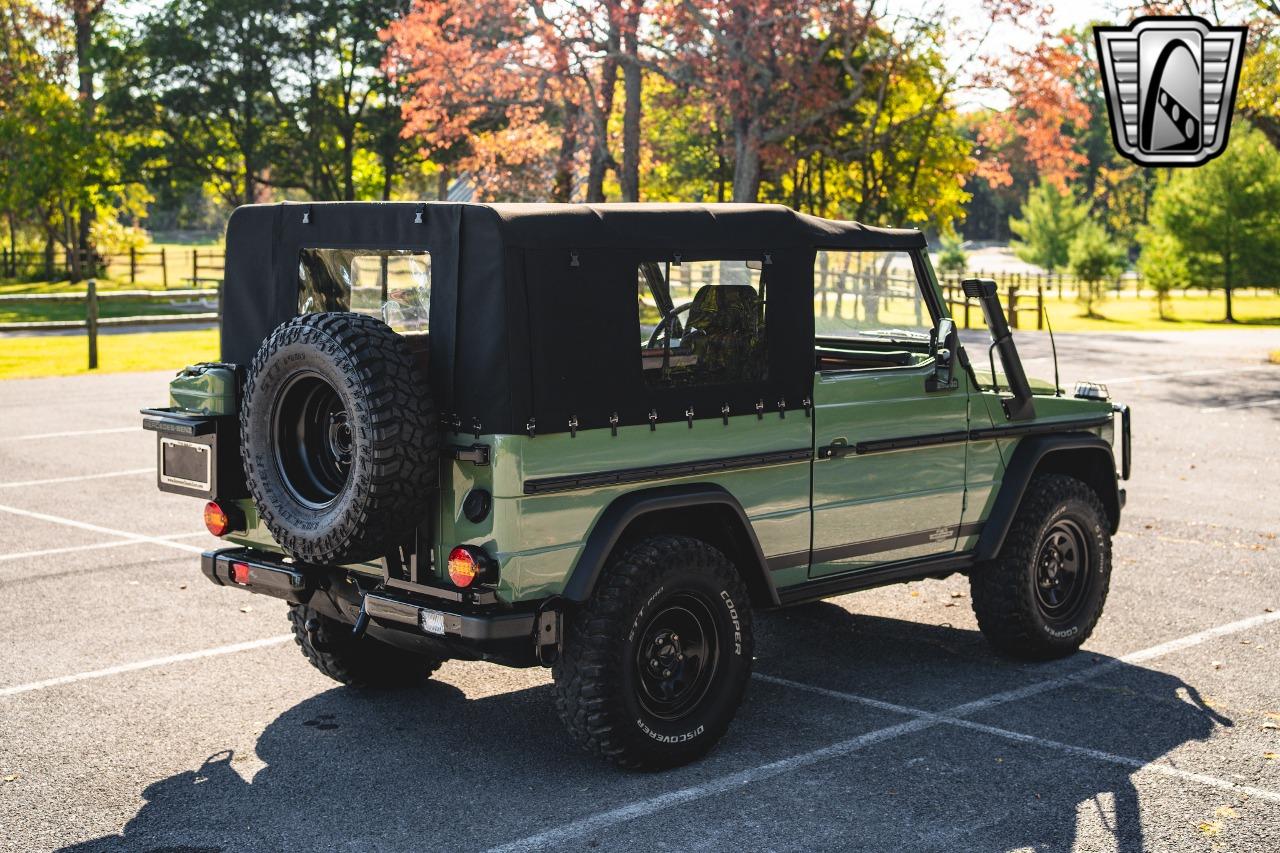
[{"x1": 975, "y1": 433, "x2": 1121, "y2": 561}]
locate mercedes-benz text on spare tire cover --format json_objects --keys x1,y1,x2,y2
[{"x1": 240, "y1": 312, "x2": 437, "y2": 565}]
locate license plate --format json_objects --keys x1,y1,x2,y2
[
  {"x1": 419, "y1": 609, "x2": 446, "y2": 636},
  {"x1": 159, "y1": 437, "x2": 212, "y2": 491}
]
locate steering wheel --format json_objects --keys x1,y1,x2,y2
[{"x1": 647, "y1": 302, "x2": 694, "y2": 349}]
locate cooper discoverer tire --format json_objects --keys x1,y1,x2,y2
[
  {"x1": 552, "y1": 535, "x2": 754, "y2": 770},
  {"x1": 970, "y1": 473, "x2": 1112, "y2": 660},
  {"x1": 241, "y1": 312, "x2": 436, "y2": 565},
  {"x1": 287, "y1": 604, "x2": 445, "y2": 687}
]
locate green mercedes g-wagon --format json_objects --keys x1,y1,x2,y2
[{"x1": 142, "y1": 202, "x2": 1131, "y2": 769}]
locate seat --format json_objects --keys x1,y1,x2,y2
[{"x1": 683, "y1": 284, "x2": 764, "y2": 383}]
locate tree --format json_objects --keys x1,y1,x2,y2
[
  {"x1": 1143, "y1": 126, "x2": 1280, "y2": 322},
  {"x1": 662, "y1": 0, "x2": 880, "y2": 202},
  {"x1": 385, "y1": 0, "x2": 647, "y2": 202},
  {"x1": 1068, "y1": 220, "x2": 1125, "y2": 317},
  {"x1": 1136, "y1": 228, "x2": 1188, "y2": 321},
  {"x1": 1008, "y1": 180, "x2": 1088, "y2": 273},
  {"x1": 280, "y1": 0, "x2": 413, "y2": 200},
  {"x1": 124, "y1": 0, "x2": 291, "y2": 208},
  {"x1": 936, "y1": 232, "x2": 967, "y2": 276}
]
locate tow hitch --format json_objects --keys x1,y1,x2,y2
[{"x1": 304, "y1": 597, "x2": 370, "y2": 651}]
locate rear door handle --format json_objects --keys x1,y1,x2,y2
[{"x1": 818, "y1": 438, "x2": 855, "y2": 459}]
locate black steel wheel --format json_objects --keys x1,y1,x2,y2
[
  {"x1": 1034, "y1": 518, "x2": 1091, "y2": 625},
  {"x1": 271, "y1": 373, "x2": 353, "y2": 508},
  {"x1": 634, "y1": 592, "x2": 721, "y2": 721},
  {"x1": 970, "y1": 474, "x2": 1112, "y2": 660},
  {"x1": 553, "y1": 535, "x2": 754, "y2": 770}
]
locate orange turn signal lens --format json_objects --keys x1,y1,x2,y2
[
  {"x1": 447, "y1": 546, "x2": 480, "y2": 588},
  {"x1": 203, "y1": 501, "x2": 231, "y2": 536}
]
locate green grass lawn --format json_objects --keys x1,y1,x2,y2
[
  {"x1": 0, "y1": 329, "x2": 218, "y2": 380},
  {"x1": 964, "y1": 292, "x2": 1280, "y2": 333}
]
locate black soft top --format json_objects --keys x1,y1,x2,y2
[
  {"x1": 221, "y1": 201, "x2": 927, "y2": 437},
  {"x1": 481, "y1": 202, "x2": 924, "y2": 250}
]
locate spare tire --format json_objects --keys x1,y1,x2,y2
[{"x1": 240, "y1": 312, "x2": 437, "y2": 565}]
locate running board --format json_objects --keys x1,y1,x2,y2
[{"x1": 775, "y1": 553, "x2": 975, "y2": 607}]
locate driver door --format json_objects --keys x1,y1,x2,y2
[{"x1": 809, "y1": 249, "x2": 969, "y2": 577}]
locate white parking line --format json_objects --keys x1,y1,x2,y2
[
  {"x1": 757, "y1": 674, "x2": 1280, "y2": 806},
  {"x1": 0, "y1": 532, "x2": 208, "y2": 563},
  {"x1": 486, "y1": 608, "x2": 1280, "y2": 852},
  {"x1": 1099, "y1": 364, "x2": 1274, "y2": 385},
  {"x1": 0, "y1": 635, "x2": 294, "y2": 698},
  {"x1": 0, "y1": 468, "x2": 152, "y2": 489},
  {"x1": 0, "y1": 426, "x2": 138, "y2": 443},
  {"x1": 0, "y1": 503, "x2": 205, "y2": 553},
  {"x1": 1199, "y1": 397, "x2": 1280, "y2": 413}
]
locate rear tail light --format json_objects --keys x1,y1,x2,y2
[
  {"x1": 447, "y1": 545, "x2": 495, "y2": 588},
  {"x1": 204, "y1": 501, "x2": 232, "y2": 536}
]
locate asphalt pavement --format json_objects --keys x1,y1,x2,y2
[{"x1": 1, "y1": 328, "x2": 1278, "y2": 852}]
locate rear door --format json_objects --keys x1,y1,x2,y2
[{"x1": 809, "y1": 249, "x2": 969, "y2": 577}]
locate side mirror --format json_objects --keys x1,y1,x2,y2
[{"x1": 928, "y1": 318, "x2": 958, "y2": 391}]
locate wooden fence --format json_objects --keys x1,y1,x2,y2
[
  {"x1": 0, "y1": 282, "x2": 219, "y2": 369},
  {"x1": 0, "y1": 247, "x2": 224, "y2": 289}
]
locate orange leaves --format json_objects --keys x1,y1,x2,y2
[{"x1": 973, "y1": 30, "x2": 1093, "y2": 191}]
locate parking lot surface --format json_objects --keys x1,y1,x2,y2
[{"x1": 1, "y1": 328, "x2": 1278, "y2": 852}]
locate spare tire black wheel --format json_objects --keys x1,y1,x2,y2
[{"x1": 240, "y1": 312, "x2": 437, "y2": 565}]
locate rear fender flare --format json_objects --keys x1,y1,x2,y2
[
  {"x1": 976, "y1": 434, "x2": 1120, "y2": 561},
  {"x1": 562, "y1": 484, "x2": 780, "y2": 607}
]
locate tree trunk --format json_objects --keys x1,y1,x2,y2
[
  {"x1": 585, "y1": 45, "x2": 619, "y2": 203},
  {"x1": 1224, "y1": 250, "x2": 1235, "y2": 323},
  {"x1": 619, "y1": 23, "x2": 642, "y2": 202},
  {"x1": 381, "y1": 155, "x2": 394, "y2": 201},
  {"x1": 552, "y1": 105, "x2": 581, "y2": 203},
  {"x1": 731, "y1": 120, "x2": 762, "y2": 202},
  {"x1": 437, "y1": 165, "x2": 450, "y2": 201},
  {"x1": 74, "y1": 2, "x2": 98, "y2": 282},
  {"x1": 342, "y1": 127, "x2": 356, "y2": 200}
]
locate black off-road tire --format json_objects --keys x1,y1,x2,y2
[
  {"x1": 240, "y1": 312, "x2": 436, "y2": 565},
  {"x1": 970, "y1": 474, "x2": 1112, "y2": 660},
  {"x1": 552, "y1": 535, "x2": 754, "y2": 770},
  {"x1": 287, "y1": 604, "x2": 445, "y2": 687}
]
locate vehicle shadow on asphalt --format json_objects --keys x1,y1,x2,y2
[{"x1": 60, "y1": 606, "x2": 1231, "y2": 853}]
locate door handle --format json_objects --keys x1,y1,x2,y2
[{"x1": 818, "y1": 438, "x2": 855, "y2": 459}]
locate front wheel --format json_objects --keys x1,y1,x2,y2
[
  {"x1": 552, "y1": 535, "x2": 754, "y2": 770},
  {"x1": 970, "y1": 474, "x2": 1112, "y2": 660}
]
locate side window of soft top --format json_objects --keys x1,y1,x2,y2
[{"x1": 636, "y1": 258, "x2": 768, "y2": 388}]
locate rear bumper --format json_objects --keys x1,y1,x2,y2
[{"x1": 201, "y1": 547, "x2": 543, "y2": 665}]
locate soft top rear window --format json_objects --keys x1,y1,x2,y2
[{"x1": 298, "y1": 248, "x2": 430, "y2": 333}]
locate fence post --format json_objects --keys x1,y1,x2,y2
[
  {"x1": 1008, "y1": 285, "x2": 1018, "y2": 329},
  {"x1": 161, "y1": 247, "x2": 168, "y2": 289},
  {"x1": 1037, "y1": 286, "x2": 1044, "y2": 330},
  {"x1": 129, "y1": 247, "x2": 137, "y2": 284},
  {"x1": 192, "y1": 249, "x2": 199, "y2": 284},
  {"x1": 86, "y1": 279, "x2": 99, "y2": 370}
]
